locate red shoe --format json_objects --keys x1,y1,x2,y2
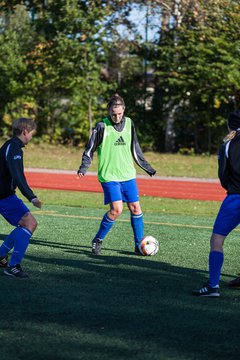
[{"x1": 228, "y1": 276, "x2": 240, "y2": 288}]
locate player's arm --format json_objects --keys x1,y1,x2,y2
[
  {"x1": 77, "y1": 122, "x2": 104, "y2": 176},
  {"x1": 7, "y1": 145, "x2": 42, "y2": 207},
  {"x1": 131, "y1": 120, "x2": 156, "y2": 176}
]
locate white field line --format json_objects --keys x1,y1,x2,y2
[{"x1": 32, "y1": 210, "x2": 216, "y2": 230}]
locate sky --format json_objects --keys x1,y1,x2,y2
[{"x1": 118, "y1": 4, "x2": 161, "y2": 42}]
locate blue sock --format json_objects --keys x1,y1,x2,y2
[
  {"x1": 209, "y1": 251, "x2": 224, "y2": 288},
  {"x1": 95, "y1": 213, "x2": 115, "y2": 240},
  {"x1": 9, "y1": 227, "x2": 32, "y2": 266},
  {"x1": 131, "y1": 213, "x2": 144, "y2": 246},
  {"x1": 0, "y1": 227, "x2": 21, "y2": 257}
]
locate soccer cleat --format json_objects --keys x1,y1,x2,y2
[
  {"x1": 0, "y1": 255, "x2": 8, "y2": 268},
  {"x1": 192, "y1": 284, "x2": 220, "y2": 297},
  {"x1": 228, "y1": 276, "x2": 240, "y2": 288},
  {"x1": 91, "y1": 238, "x2": 103, "y2": 255},
  {"x1": 134, "y1": 246, "x2": 141, "y2": 255},
  {"x1": 4, "y1": 264, "x2": 29, "y2": 278}
]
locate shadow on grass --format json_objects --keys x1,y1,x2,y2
[
  {"x1": 30, "y1": 237, "x2": 234, "y2": 279},
  {"x1": 0, "y1": 236, "x2": 240, "y2": 360},
  {"x1": 0, "y1": 233, "x2": 7, "y2": 241}
]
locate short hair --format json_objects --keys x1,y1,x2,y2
[
  {"x1": 13, "y1": 118, "x2": 37, "y2": 136},
  {"x1": 107, "y1": 94, "x2": 125, "y2": 112}
]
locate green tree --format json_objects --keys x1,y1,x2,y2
[
  {"x1": 0, "y1": 4, "x2": 38, "y2": 135},
  {"x1": 0, "y1": 1, "x2": 122, "y2": 143},
  {"x1": 152, "y1": 0, "x2": 240, "y2": 152},
  {"x1": 26, "y1": 0, "x2": 116, "y2": 143}
]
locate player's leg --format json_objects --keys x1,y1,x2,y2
[
  {"x1": 8, "y1": 211, "x2": 37, "y2": 267},
  {"x1": 193, "y1": 194, "x2": 240, "y2": 297},
  {"x1": 92, "y1": 182, "x2": 123, "y2": 255},
  {"x1": 0, "y1": 195, "x2": 37, "y2": 277},
  {"x1": 0, "y1": 195, "x2": 30, "y2": 260},
  {"x1": 127, "y1": 201, "x2": 144, "y2": 253},
  {"x1": 192, "y1": 232, "x2": 225, "y2": 297},
  {"x1": 208, "y1": 233, "x2": 225, "y2": 286},
  {"x1": 95, "y1": 200, "x2": 123, "y2": 239},
  {"x1": 121, "y1": 178, "x2": 144, "y2": 253}
]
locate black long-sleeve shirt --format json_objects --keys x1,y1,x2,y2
[
  {"x1": 78, "y1": 116, "x2": 156, "y2": 177},
  {"x1": 218, "y1": 131, "x2": 240, "y2": 194},
  {"x1": 0, "y1": 136, "x2": 36, "y2": 201}
]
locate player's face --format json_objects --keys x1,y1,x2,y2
[
  {"x1": 109, "y1": 105, "x2": 125, "y2": 124},
  {"x1": 22, "y1": 129, "x2": 36, "y2": 145}
]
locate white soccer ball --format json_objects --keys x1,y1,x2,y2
[{"x1": 138, "y1": 236, "x2": 159, "y2": 256}]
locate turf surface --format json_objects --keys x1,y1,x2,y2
[{"x1": 0, "y1": 201, "x2": 239, "y2": 360}]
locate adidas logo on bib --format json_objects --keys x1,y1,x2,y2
[{"x1": 114, "y1": 136, "x2": 126, "y2": 145}]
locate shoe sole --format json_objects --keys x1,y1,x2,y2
[
  {"x1": 4, "y1": 271, "x2": 17, "y2": 278},
  {"x1": 4, "y1": 270, "x2": 28, "y2": 278},
  {"x1": 193, "y1": 293, "x2": 220, "y2": 297}
]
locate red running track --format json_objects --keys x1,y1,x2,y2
[{"x1": 25, "y1": 169, "x2": 226, "y2": 202}]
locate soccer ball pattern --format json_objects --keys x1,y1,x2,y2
[{"x1": 138, "y1": 236, "x2": 159, "y2": 256}]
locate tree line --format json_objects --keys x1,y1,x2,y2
[{"x1": 0, "y1": 0, "x2": 239, "y2": 153}]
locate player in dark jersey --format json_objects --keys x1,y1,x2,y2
[
  {"x1": 193, "y1": 109, "x2": 240, "y2": 296},
  {"x1": 77, "y1": 94, "x2": 156, "y2": 255},
  {"x1": 0, "y1": 118, "x2": 42, "y2": 278}
]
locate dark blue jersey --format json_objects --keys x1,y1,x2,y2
[
  {"x1": 218, "y1": 132, "x2": 240, "y2": 194},
  {"x1": 0, "y1": 136, "x2": 36, "y2": 201}
]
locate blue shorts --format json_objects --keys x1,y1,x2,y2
[
  {"x1": 213, "y1": 194, "x2": 240, "y2": 236},
  {"x1": 101, "y1": 179, "x2": 139, "y2": 205},
  {"x1": 0, "y1": 194, "x2": 30, "y2": 226}
]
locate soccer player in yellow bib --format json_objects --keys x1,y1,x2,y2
[{"x1": 78, "y1": 94, "x2": 156, "y2": 255}]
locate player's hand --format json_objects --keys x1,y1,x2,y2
[
  {"x1": 77, "y1": 170, "x2": 84, "y2": 177},
  {"x1": 31, "y1": 198, "x2": 42, "y2": 209}
]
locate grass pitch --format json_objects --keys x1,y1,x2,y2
[
  {"x1": 0, "y1": 192, "x2": 239, "y2": 360},
  {"x1": 21, "y1": 142, "x2": 218, "y2": 179}
]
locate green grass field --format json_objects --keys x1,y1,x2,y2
[
  {"x1": 21, "y1": 142, "x2": 218, "y2": 179},
  {"x1": 0, "y1": 190, "x2": 239, "y2": 360}
]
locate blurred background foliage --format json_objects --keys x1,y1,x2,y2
[{"x1": 0, "y1": 0, "x2": 239, "y2": 153}]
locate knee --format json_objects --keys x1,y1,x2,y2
[
  {"x1": 129, "y1": 203, "x2": 142, "y2": 215},
  {"x1": 131, "y1": 208, "x2": 141, "y2": 216},
  {"x1": 109, "y1": 207, "x2": 123, "y2": 219},
  {"x1": 21, "y1": 216, "x2": 38, "y2": 233},
  {"x1": 30, "y1": 218, "x2": 38, "y2": 232}
]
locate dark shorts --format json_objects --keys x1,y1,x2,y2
[
  {"x1": 213, "y1": 194, "x2": 240, "y2": 236},
  {"x1": 0, "y1": 194, "x2": 29, "y2": 226},
  {"x1": 101, "y1": 178, "x2": 139, "y2": 205}
]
